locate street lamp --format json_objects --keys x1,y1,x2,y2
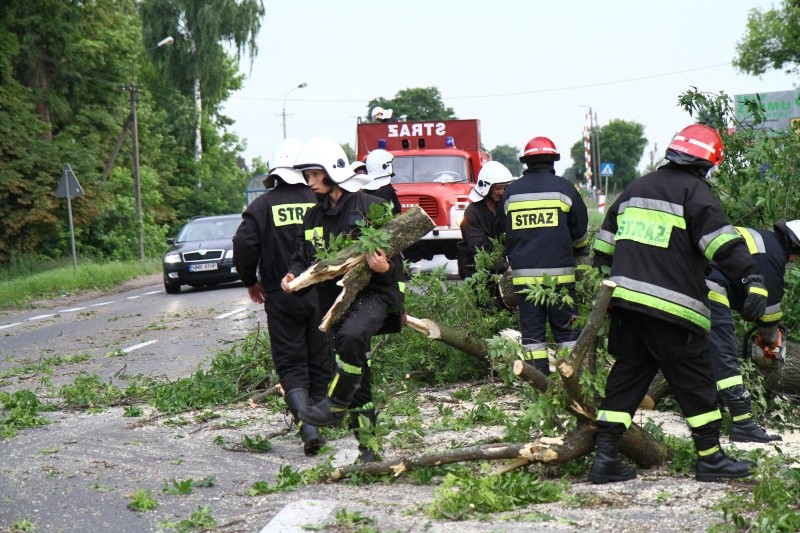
[
  {"x1": 128, "y1": 36, "x2": 174, "y2": 260},
  {"x1": 281, "y1": 82, "x2": 307, "y2": 139}
]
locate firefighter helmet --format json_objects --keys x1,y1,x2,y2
[
  {"x1": 293, "y1": 136, "x2": 370, "y2": 192},
  {"x1": 520, "y1": 136, "x2": 560, "y2": 163},
  {"x1": 266, "y1": 137, "x2": 305, "y2": 185},
  {"x1": 371, "y1": 106, "x2": 393, "y2": 121},
  {"x1": 774, "y1": 219, "x2": 800, "y2": 254},
  {"x1": 350, "y1": 160, "x2": 367, "y2": 174},
  {"x1": 665, "y1": 124, "x2": 723, "y2": 167},
  {"x1": 363, "y1": 149, "x2": 394, "y2": 190},
  {"x1": 469, "y1": 161, "x2": 514, "y2": 202}
]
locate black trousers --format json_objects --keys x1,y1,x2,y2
[
  {"x1": 265, "y1": 289, "x2": 332, "y2": 399},
  {"x1": 331, "y1": 291, "x2": 391, "y2": 408},
  {"x1": 597, "y1": 308, "x2": 721, "y2": 451}
]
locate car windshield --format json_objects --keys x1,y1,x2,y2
[
  {"x1": 177, "y1": 218, "x2": 240, "y2": 242},
  {"x1": 391, "y1": 156, "x2": 468, "y2": 184}
]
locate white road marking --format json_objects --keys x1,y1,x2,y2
[
  {"x1": 89, "y1": 301, "x2": 114, "y2": 307},
  {"x1": 59, "y1": 307, "x2": 87, "y2": 313},
  {"x1": 142, "y1": 290, "x2": 162, "y2": 295},
  {"x1": 29, "y1": 314, "x2": 57, "y2": 321},
  {"x1": 122, "y1": 340, "x2": 158, "y2": 353},
  {"x1": 0, "y1": 323, "x2": 22, "y2": 330},
  {"x1": 215, "y1": 307, "x2": 247, "y2": 319},
  {"x1": 126, "y1": 294, "x2": 143, "y2": 300},
  {"x1": 260, "y1": 500, "x2": 338, "y2": 533}
]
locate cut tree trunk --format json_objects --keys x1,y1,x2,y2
[
  {"x1": 405, "y1": 315, "x2": 488, "y2": 362},
  {"x1": 287, "y1": 206, "x2": 434, "y2": 331}
]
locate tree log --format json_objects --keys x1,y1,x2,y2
[
  {"x1": 754, "y1": 340, "x2": 800, "y2": 397},
  {"x1": 405, "y1": 315, "x2": 489, "y2": 362},
  {"x1": 498, "y1": 274, "x2": 517, "y2": 309}
]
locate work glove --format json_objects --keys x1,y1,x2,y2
[{"x1": 741, "y1": 274, "x2": 768, "y2": 321}]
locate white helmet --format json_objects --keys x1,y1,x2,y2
[
  {"x1": 293, "y1": 136, "x2": 370, "y2": 192},
  {"x1": 469, "y1": 161, "x2": 514, "y2": 202},
  {"x1": 267, "y1": 138, "x2": 304, "y2": 185},
  {"x1": 363, "y1": 149, "x2": 394, "y2": 190},
  {"x1": 371, "y1": 106, "x2": 393, "y2": 121},
  {"x1": 775, "y1": 219, "x2": 800, "y2": 253},
  {"x1": 350, "y1": 160, "x2": 367, "y2": 174}
]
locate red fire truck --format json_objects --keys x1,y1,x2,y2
[{"x1": 356, "y1": 119, "x2": 491, "y2": 260}]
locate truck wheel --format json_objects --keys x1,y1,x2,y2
[{"x1": 164, "y1": 274, "x2": 181, "y2": 294}]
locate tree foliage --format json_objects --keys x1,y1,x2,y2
[
  {"x1": 489, "y1": 145, "x2": 523, "y2": 176},
  {"x1": 734, "y1": 2, "x2": 800, "y2": 76},
  {"x1": 367, "y1": 87, "x2": 456, "y2": 122},
  {"x1": 568, "y1": 120, "x2": 647, "y2": 191}
]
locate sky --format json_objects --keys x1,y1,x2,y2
[{"x1": 221, "y1": 0, "x2": 796, "y2": 177}]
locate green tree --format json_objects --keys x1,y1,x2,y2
[
  {"x1": 490, "y1": 145, "x2": 523, "y2": 176},
  {"x1": 597, "y1": 119, "x2": 648, "y2": 191},
  {"x1": 367, "y1": 87, "x2": 456, "y2": 122},
  {"x1": 734, "y1": 2, "x2": 800, "y2": 76}
]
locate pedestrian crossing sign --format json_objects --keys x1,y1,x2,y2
[{"x1": 600, "y1": 163, "x2": 614, "y2": 177}]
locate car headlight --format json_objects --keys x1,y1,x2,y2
[
  {"x1": 224, "y1": 249, "x2": 234, "y2": 259},
  {"x1": 164, "y1": 253, "x2": 182, "y2": 264}
]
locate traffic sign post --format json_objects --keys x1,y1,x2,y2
[
  {"x1": 55, "y1": 164, "x2": 84, "y2": 269},
  {"x1": 600, "y1": 162, "x2": 614, "y2": 196}
]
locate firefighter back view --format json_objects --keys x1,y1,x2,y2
[
  {"x1": 590, "y1": 124, "x2": 767, "y2": 483},
  {"x1": 496, "y1": 136, "x2": 590, "y2": 374}
]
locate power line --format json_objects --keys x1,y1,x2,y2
[{"x1": 227, "y1": 62, "x2": 733, "y2": 103}]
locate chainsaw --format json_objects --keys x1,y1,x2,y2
[{"x1": 742, "y1": 324, "x2": 787, "y2": 366}]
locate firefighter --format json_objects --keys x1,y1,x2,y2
[
  {"x1": 706, "y1": 219, "x2": 800, "y2": 442},
  {"x1": 281, "y1": 136, "x2": 405, "y2": 464},
  {"x1": 232, "y1": 138, "x2": 330, "y2": 456},
  {"x1": 590, "y1": 124, "x2": 767, "y2": 484},
  {"x1": 350, "y1": 160, "x2": 367, "y2": 175},
  {"x1": 363, "y1": 149, "x2": 402, "y2": 215},
  {"x1": 458, "y1": 161, "x2": 514, "y2": 279},
  {"x1": 495, "y1": 137, "x2": 590, "y2": 374}
]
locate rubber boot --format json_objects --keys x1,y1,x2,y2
[
  {"x1": 587, "y1": 433, "x2": 637, "y2": 484},
  {"x1": 284, "y1": 388, "x2": 325, "y2": 456},
  {"x1": 725, "y1": 394, "x2": 782, "y2": 443},
  {"x1": 299, "y1": 369, "x2": 361, "y2": 427},
  {"x1": 695, "y1": 448, "x2": 755, "y2": 482},
  {"x1": 349, "y1": 408, "x2": 379, "y2": 464}
]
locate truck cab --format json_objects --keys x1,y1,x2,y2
[{"x1": 356, "y1": 119, "x2": 490, "y2": 260}]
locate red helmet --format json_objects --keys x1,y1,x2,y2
[
  {"x1": 666, "y1": 124, "x2": 723, "y2": 167},
  {"x1": 520, "y1": 136, "x2": 560, "y2": 162}
]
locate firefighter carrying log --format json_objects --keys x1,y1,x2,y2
[
  {"x1": 590, "y1": 124, "x2": 767, "y2": 483},
  {"x1": 495, "y1": 136, "x2": 590, "y2": 374},
  {"x1": 706, "y1": 219, "x2": 800, "y2": 442}
]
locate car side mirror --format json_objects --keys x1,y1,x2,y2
[{"x1": 167, "y1": 237, "x2": 175, "y2": 244}]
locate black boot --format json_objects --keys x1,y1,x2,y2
[
  {"x1": 695, "y1": 449, "x2": 755, "y2": 482},
  {"x1": 588, "y1": 433, "x2": 637, "y2": 484},
  {"x1": 299, "y1": 369, "x2": 361, "y2": 427},
  {"x1": 729, "y1": 417, "x2": 782, "y2": 443},
  {"x1": 350, "y1": 408, "x2": 379, "y2": 464},
  {"x1": 284, "y1": 388, "x2": 325, "y2": 456}
]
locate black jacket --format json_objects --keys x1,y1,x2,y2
[
  {"x1": 496, "y1": 165, "x2": 589, "y2": 287},
  {"x1": 706, "y1": 227, "x2": 788, "y2": 327},
  {"x1": 232, "y1": 184, "x2": 317, "y2": 292},
  {"x1": 593, "y1": 163, "x2": 758, "y2": 334},
  {"x1": 288, "y1": 190, "x2": 404, "y2": 315}
]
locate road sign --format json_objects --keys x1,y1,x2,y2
[
  {"x1": 55, "y1": 164, "x2": 85, "y2": 198},
  {"x1": 584, "y1": 169, "x2": 593, "y2": 179},
  {"x1": 600, "y1": 163, "x2": 614, "y2": 177}
]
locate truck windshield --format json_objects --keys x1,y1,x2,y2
[{"x1": 391, "y1": 156, "x2": 468, "y2": 184}]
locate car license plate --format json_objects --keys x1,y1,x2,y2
[{"x1": 189, "y1": 263, "x2": 218, "y2": 272}]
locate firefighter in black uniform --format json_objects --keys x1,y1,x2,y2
[
  {"x1": 706, "y1": 219, "x2": 800, "y2": 442},
  {"x1": 458, "y1": 161, "x2": 514, "y2": 279},
  {"x1": 590, "y1": 124, "x2": 768, "y2": 483},
  {"x1": 232, "y1": 138, "x2": 330, "y2": 456},
  {"x1": 496, "y1": 137, "x2": 590, "y2": 374},
  {"x1": 362, "y1": 149, "x2": 401, "y2": 215},
  {"x1": 281, "y1": 136, "x2": 405, "y2": 464}
]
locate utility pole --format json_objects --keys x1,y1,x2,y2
[
  {"x1": 127, "y1": 36, "x2": 174, "y2": 260},
  {"x1": 281, "y1": 82, "x2": 307, "y2": 139}
]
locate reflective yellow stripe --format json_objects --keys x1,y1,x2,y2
[
  {"x1": 398, "y1": 281, "x2": 406, "y2": 293},
  {"x1": 304, "y1": 226, "x2": 324, "y2": 242},
  {"x1": 708, "y1": 290, "x2": 729, "y2": 307},
  {"x1": 512, "y1": 275, "x2": 576, "y2": 285},
  {"x1": 761, "y1": 310, "x2": 783, "y2": 323},
  {"x1": 593, "y1": 240, "x2": 615, "y2": 256},
  {"x1": 335, "y1": 354, "x2": 362, "y2": 375},
  {"x1": 697, "y1": 445, "x2": 720, "y2": 457},
  {"x1": 685, "y1": 409, "x2": 721, "y2": 428},
  {"x1": 506, "y1": 199, "x2": 571, "y2": 213},
  {"x1": 596, "y1": 410, "x2": 632, "y2": 429},
  {"x1": 735, "y1": 227, "x2": 759, "y2": 254},
  {"x1": 749, "y1": 286, "x2": 768, "y2": 297},
  {"x1": 525, "y1": 350, "x2": 548, "y2": 360},
  {"x1": 614, "y1": 286, "x2": 710, "y2": 331},
  {"x1": 717, "y1": 375, "x2": 743, "y2": 390},
  {"x1": 732, "y1": 413, "x2": 752, "y2": 422}
]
